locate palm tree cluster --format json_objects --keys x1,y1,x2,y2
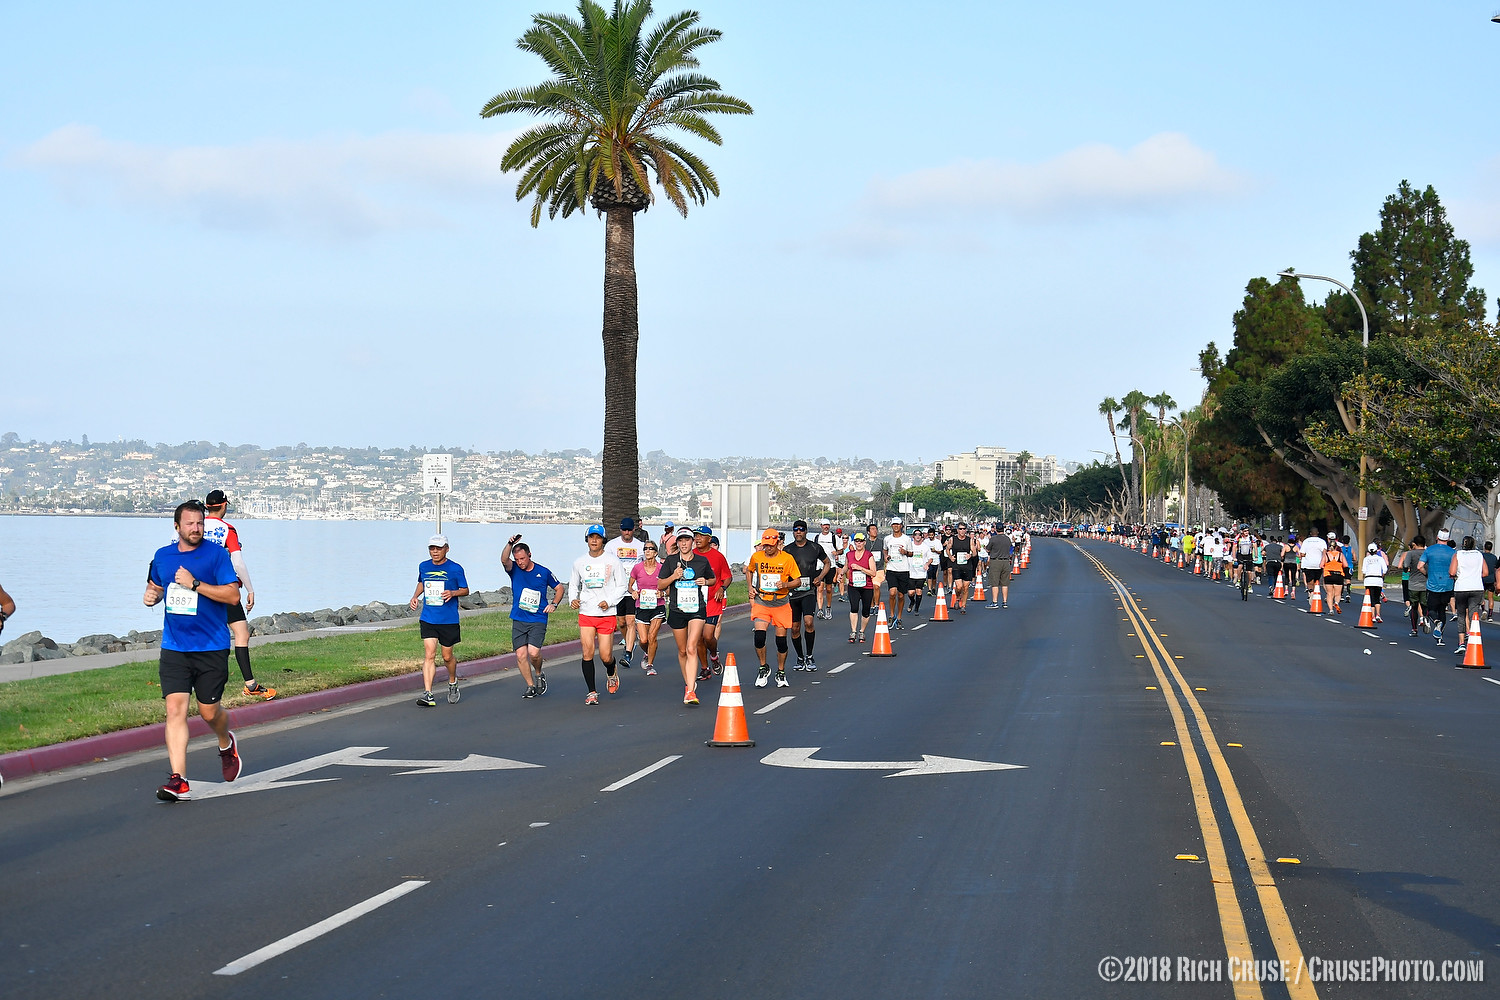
[{"x1": 1099, "y1": 391, "x2": 1207, "y2": 524}]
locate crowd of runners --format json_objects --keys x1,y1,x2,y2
[
  {"x1": 1094, "y1": 523, "x2": 1497, "y2": 656},
  {"x1": 114, "y1": 494, "x2": 1033, "y2": 802}
]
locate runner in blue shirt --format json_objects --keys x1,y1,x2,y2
[
  {"x1": 1417, "y1": 529, "x2": 1457, "y2": 646},
  {"x1": 406, "y1": 535, "x2": 469, "y2": 707},
  {"x1": 142, "y1": 500, "x2": 244, "y2": 802},
  {"x1": 501, "y1": 533, "x2": 565, "y2": 699}
]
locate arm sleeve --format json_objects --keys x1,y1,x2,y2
[
  {"x1": 211, "y1": 547, "x2": 239, "y2": 586},
  {"x1": 229, "y1": 550, "x2": 254, "y2": 592},
  {"x1": 602, "y1": 558, "x2": 628, "y2": 607}
]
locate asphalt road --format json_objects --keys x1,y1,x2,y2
[{"x1": 2, "y1": 539, "x2": 1495, "y2": 999}]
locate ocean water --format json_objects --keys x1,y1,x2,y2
[{"x1": 0, "y1": 516, "x2": 755, "y2": 645}]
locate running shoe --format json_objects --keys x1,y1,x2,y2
[
  {"x1": 775, "y1": 670, "x2": 790, "y2": 688},
  {"x1": 218, "y1": 731, "x2": 242, "y2": 782},
  {"x1": 585, "y1": 691, "x2": 599, "y2": 706},
  {"x1": 1455, "y1": 645, "x2": 1467, "y2": 656},
  {"x1": 1001, "y1": 603, "x2": 1007, "y2": 608},
  {"x1": 848, "y1": 632, "x2": 857, "y2": 643},
  {"x1": 644, "y1": 662, "x2": 657, "y2": 676},
  {"x1": 793, "y1": 656, "x2": 805, "y2": 671},
  {"x1": 1408, "y1": 629, "x2": 1419, "y2": 637},
  {"x1": 523, "y1": 685, "x2": 538, "y2": 699},
  {"x1": 156, "y1": 773, "x2": 191, "y2": 802},
  {"x1": 857, "y1": 631, "x2": 865, "y2": 643},
  {"x1": 755, "y1": 667, "x2": 770, "y2": 688},
  {"x1": 684, "y1": 687, "x2": 699, "y2": 705},
  {"x1": 537, "y1": 669, "x2": 548, "y2": 695},
  {"x1": 416, "y1": 690, "x2": 436, "y2": 707},
  {"x1": 621, "y1": 649, "x2": 633, "y2": 668},
  {"x1": 697, "y1": 664, "x2": 713, "y2": 682},
  {"x1": 804, "y1": 655, "x2": 817, "y2": 672},
  {"x1": 986, "y1": 602, "x2": 999, "y2": 609},
  {"x1": 243, "y1": 680, "x2": 277, "y2": 700},
  {"x1": 448, "y1": 680, "x2": 460, "y2": 704},
  {"x1": 607, "y1": 673, "x2": 620, "y2": 694}
]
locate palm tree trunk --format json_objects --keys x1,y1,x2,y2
[{"x1": 601, "y1": 207, "x2": 640, "y2": 530}]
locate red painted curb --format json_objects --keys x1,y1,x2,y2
[{"x1": 0, "y1": 603, "x2": 750, "y2": 782}]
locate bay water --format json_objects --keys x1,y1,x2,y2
[{"x1": 0, "y1": 516, "x2": 756, "y2": 646}]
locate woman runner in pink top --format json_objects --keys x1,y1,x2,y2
[{"x1": 628, "y1": 543, "x2": 664, "y2": 675}]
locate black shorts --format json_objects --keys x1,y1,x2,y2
[
  {"x1": 1265, "y1": 561, "x2": 1282, "y2": 580},
  {"x1": 159, "y1": 648, "x2": 230, "y2": 703},
  {"x1": 1324, "y1": 572, "x2": 1345, "y2": 586},
  {"x1": 420, "y1": 620, "x2": 462, "y2": 647},
  {"x1": 886, "y1": 570, "x2": 911, "y2": 593},
  {"x1": 511, "y1": 620, "x2": 547, "y2": 650},
  {"x1": 953, "y1": 564, "x2": 975, "y2": 581},
  {"x1": 667, "y1": 608, "x2": 706, "y2": 631},
  {"x1": 1302, "y1": 568, "x2": 1323, "y2": 583},
  {"x1": 616, "y1": 595, "x2": 636, "y2": 618},
  {"x1": 226, "y1": 601, "x2": 247, "y2": 625},
  {"x1": 790, "y1": 593, "x2": 818, "y2": 619},
  {"x1": 849, "y1": 588, "x2": 874, "y2": 617}
]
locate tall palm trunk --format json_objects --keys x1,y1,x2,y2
[{"x1": 601, "y1": 207, "x2": 640, "y2": 530}]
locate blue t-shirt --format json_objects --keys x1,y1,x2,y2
[
  {"x1": 148, "y1": 541, "x2": 238, "y2": 652},
  {"x1": 507, "y1": 562, "x2": 562, "y2": 623},
  {"x1": 417, "y1": 559, "x2": 468, "y2": 625},
  {"x1": 1419, "y1": 545, "x2": 1454, "y2": 593}
]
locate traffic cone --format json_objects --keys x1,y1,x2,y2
[
  {"x1": 1177, "y1": 551, "x2": 1185, "y2": 569},
  {"x1": 1357, "y1": 590, "x2": 1375, "y2": 628},
  {"x1": 1193, "y1": 558, "x2": 1202, "y2": 575},
  {"x1": 1308, "y1": 587, "x2": 1324, "y2": 614},
  {"x1": 930, "y1": 586, "x2": 951, "y2": 623},
  {"x1": 871, "y1": 603, "x2": 897, "y2": 654},
  {"x1": 972, "y1": 576, "x2": 986, "y2": 602},
  {"x1": 1272, "y1": 570, "x2": 1287, "y2": 599},
  {"x1": 706, "y1": 654, "x2": 755, "y2": 747},
  {"x1": 1463, "y1": 613, "x2": 1487, "y2": 668}
]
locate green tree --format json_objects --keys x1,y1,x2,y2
[
  {"x1": 482, "y1": 1, "x2": 752, "y2": 530},
  {"x1": 1118, "y1": 391, "x2": 1150, "y2": 522},
  {"x1": 1098, "y1": 397, "x2": 1132, "y2": 513}
]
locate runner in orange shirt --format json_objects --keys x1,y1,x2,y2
[{"x1": 746, "y1": 528, "x2": 801, "y2": 689}]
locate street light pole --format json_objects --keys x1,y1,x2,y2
[{"x1": 1278, "y1": 270, "x2": 1371, "y2": 558}]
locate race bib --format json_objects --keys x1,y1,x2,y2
[
  {"x1": 870, "y1": 551, "x2": 881, "y2": 564},
  {"x1": 637, "y1": 589, "x2": 659, "y2": 610},
  {"x1": 759, "y1": 572, "x2": 782, "y2": 591},
  {"x1": 851, "y1": 570, "x2": 867, "y2": 588},
  {"x1": 165, "y1": 582, "x2": 198, "y2": 616},
  {"x1": 519, "y1": 588, "x2": 542, "y2": 613},
  {"x1": 424, "y1": 580, "x2": 445, "y2": 606},
  {"x1": 675, "y1": 581, "x2": 700, "y2": 612},
  {"x1": 956, "y1": 552, "x2": 969, "y2": 565},
  {"x1": 795, "y1": 577, "x2": 811, "y2": 591},
  {"x1": 583, "y1": 571, "x2": 606, "y2": 589}
]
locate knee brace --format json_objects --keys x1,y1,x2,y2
[
  {"x1": 775, "y1": 634, "x2": 788, "y2": 653},
  {"x1": 754, "y1": 629, "x2": 768, "y2": 649}
]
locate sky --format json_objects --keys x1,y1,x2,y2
[{"x1": 3, "y1": 1, "x2": 1498, "y2": 467}]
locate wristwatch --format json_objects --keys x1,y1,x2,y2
[{"x1": 191, "y1": 579, "x2": 201, "y2": 591}]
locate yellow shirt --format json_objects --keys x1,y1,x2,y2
[{"x1": 747, "y1": 550, "x2": 801, "y2": 605}]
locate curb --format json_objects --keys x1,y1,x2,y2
[{"x1": 0, "y1": 602, "x2": 750, "y2": 782}]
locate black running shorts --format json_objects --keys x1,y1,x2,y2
[
  {"x1": 226, "y1": 601, "x2": 247, "y2": 625},
  {"x1": 790, "y1": 593, "x2": 817, "y2": 619},
  {"x1": 420, "y1": 620, "x2": 462, "y2": 648},
  {"x1": 616, "y1": 594, "x2": 636, "y2": 618},
  {"x1": 159, "y1": 648, "x2": 230, "y2": 703}
]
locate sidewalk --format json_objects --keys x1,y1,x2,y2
[{"x1": 0, "y1": 606, "x2": 500, "y2": 683}]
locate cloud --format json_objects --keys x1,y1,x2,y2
[
  {"x1": 12, "y1": 125, "x2": 518, "y2": 238},
  {"x1": 866, "y1": 132, "x2": 1248, "y2": 220}
]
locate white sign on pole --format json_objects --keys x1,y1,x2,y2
[
  {"x1": 918, "y1": 508, "x2": 927, "y2": 521},
  {"x1": 706, "y1": 482, "x2": 771, "y2": 529},
  {"x1": 422, "y1": 454, "x2": 452, "y2": 495},
  {"x1": 899, "y1": 502, "x2": 914, "y2": 514},
  {"x1": 1357, "y1": 506, "x2": 1369, "y2": 521},
  {"x1": 864, "y1": 508, "x2": 873, "y2": 523}
]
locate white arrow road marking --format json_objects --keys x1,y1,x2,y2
[
  {"x1": 760, "y1": 747, "x2": 1025, "y2": 778},
  {"x1": 194, "y1": 746, "x2": 542, "y2": 798},
  {"x1": 214, "y1": 880, "x2": 428, "y2": 975}
]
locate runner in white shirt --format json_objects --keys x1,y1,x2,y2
[
  {"x1": 603, "y1": 517, "x2": 645, "y2": 666},
  {"x1": 1298, "y1": 533, "x2": 1329, "y2": 606},
  {"x1": 814, "y1": 519, "x2": 843, "y2": 620},
  {"x1": 882, "y1": 518, "x2": 917, "y2": 629},
  {"x1": 568, "y1": 524, "x2": 628, "y2": 705},
  {"x1": 906, "y1": 527, "x2": 933, "y2": 616}
]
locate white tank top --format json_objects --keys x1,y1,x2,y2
[{"x1": 1454, "y1": 549, "x2": 1486, "y2": 592}]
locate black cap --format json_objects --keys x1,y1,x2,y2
[
  {"x1": 206, "y1": 489, "x2": 229, "y2": 506},
  {"x1": 620, "y1": 517, "x2": 635, "y2": 529},
  {"x1": 792, "y1": 519, "x2": 808, "y2": 531}
]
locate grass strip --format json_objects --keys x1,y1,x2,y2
[{"x1": 0, "y1": 581, "x2": 748, "y2": 754}]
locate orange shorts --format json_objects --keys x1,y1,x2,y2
[
  {"x1": 751, "y1": 601, "x2": 793, "y2": 630},
  {"x1": 578, "y1": 614, "x2": 617, "y2": 633}
]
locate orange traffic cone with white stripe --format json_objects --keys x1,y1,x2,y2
[
  {"x1": 930, "y1": 586, "x2": 951, "y2": 623},
  {"x1": 972, "y1": 576, "x2": 986, "y2": 602},
  {"x1": 1272, "y1": 570, "x2": 1288, "y2": 599},
  {"x1": 871, "y1": 602, "x2": 897, "y2": 655},
  {"x1": 1462, "y1": 612, "x2": 1487, "y2": 668},
  {"x1": 1193, "y1": 558, "x2": 1202, "y2": 575},
  {"x1": 706, "y1": 653, "x2": 755, "y2": 746},
  {"x1": 1357, "y1": 590, "x2": 1375, "y2": 628},
  {"x1": 1308, "y1": 586, "x2": 1324, "y2": 614}
]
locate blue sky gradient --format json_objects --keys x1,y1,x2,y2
[{"x1": 3, "y1": 1, "x2": 1497, "y2": 465}]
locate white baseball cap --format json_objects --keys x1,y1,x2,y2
[
  {"x1": 1437, "y1": 528, "x2": 1452, "y2": 541},
  {"x1": 428, "y1": 534, "x2": 449, "y2": 547},
  {"x1": 890, "y1": 516, "x2": 903, "y2": 524}
]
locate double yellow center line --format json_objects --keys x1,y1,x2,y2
[{"x1": 1076, "y1": 544, "x2": 1318, "y2": 1000}]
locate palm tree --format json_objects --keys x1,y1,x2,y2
[
  {"x1": 481, "y1": 1, "x2": 752, "y2": 528},
  {"x1": 1013, "y1": 449, "x2": 1031, "y2": 518},
  {"x1": 1098, "y1": 397, "x2": 1132, "y2": 515},
  {"x1": 1118, "y1": 390, "x2": 1151, "y2": 523},
  {"x1": 1148, "y1": 392, "x2": 1176, "y2": 520}
]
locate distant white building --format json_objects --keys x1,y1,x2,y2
[{"x1": 933, "y1": 447, "x2": 1066, "y2": 503}]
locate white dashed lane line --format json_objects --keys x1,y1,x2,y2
[
  {"x1": 755, "y1": 696, "x2": 795, "y2": 715},
  {"x1": 214, "y1": 880, "x2": 428, "y2": 976},
  {"x1": 600, "y1": 755, "x2": 682, "y2": 793},
  {"x1": 827, "y1": 661, "x2": 855, "y2": 674},
  {"x1": 1410, "y1": 650, "x2": 1437, "y2": 660}
]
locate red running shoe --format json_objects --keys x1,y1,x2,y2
[
  {"x1": 219, "y1": 731, "x2": 242, "y2": 782},
  {"x1": 157, "y1": 773, "x2": 191, "y2": 801}
]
